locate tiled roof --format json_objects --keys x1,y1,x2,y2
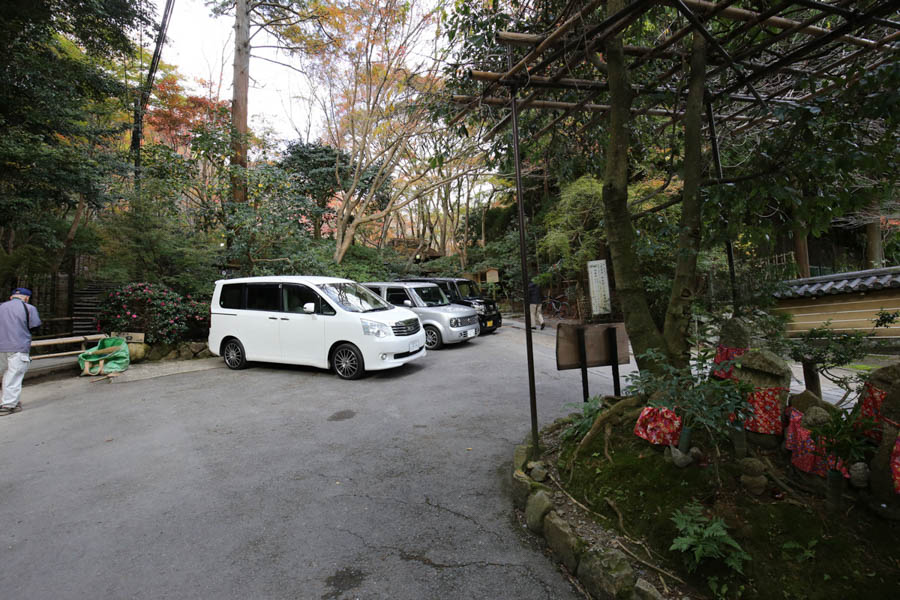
[{"x1": 774, "y1": 266, "x2": 900, "y2": 299}]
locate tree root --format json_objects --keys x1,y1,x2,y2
[
  {"x1": 603, "y1": 423, "x2": 614, "y2": 464},
  {"x1": 548, "y1": 472, "x2": 609, "y2": 522},
  {"x1": 605, "y1": 497, "x2": 629, "y2": 537},
  {"x1": 615, "y1": 540, "x2": 686, "y2": 586},
  {"x1": 568, "y1": 396, "x2": 641, "y2": 477},
  {"x1": 761, "y1": 457, "x2": 806, "y2": 500}
]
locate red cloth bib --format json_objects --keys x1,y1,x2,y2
[{"x1": 634, "y1": 406, "x2": 683, "y2": 446}]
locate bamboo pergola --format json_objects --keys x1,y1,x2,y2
[{"x1": 447, "y1": 0, "x2": 899, "y2": 454}]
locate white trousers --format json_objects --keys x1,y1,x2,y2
[
  {"x1": 529, "y1": 303, "x2": 544, "y2": 327},
  {"x1": 1, "y1": 352, "x2": 30, "y2": 408}
]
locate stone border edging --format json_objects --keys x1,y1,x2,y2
[{"x1": 511, "y1": 435, "x2": 670, "y2": 600}]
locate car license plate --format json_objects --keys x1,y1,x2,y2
[
  {"x1": 486, "y1": 320, "x2": 493, "y2": 327},
  {"x1": 409, "y1": 342, "x2": 418, "y2": 352}
]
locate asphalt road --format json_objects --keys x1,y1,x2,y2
[{"x1": 0, "y1": 325, "x2": 627, "y2": 600}]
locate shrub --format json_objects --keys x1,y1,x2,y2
[{"x1": 98, "y1": 282, "x2": 209, "y2": 344}]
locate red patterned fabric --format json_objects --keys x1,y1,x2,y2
[
  {"x1": 744, "y1": 387, "x2": 787, "y2": 435},
  {"x1": 860, "y1": 383, "x2": 888, "y2": 442},
  {"x1": 784, "y1": 408, "x2": 849, "y2": 478},
  {"x1": 634, "y1": 406, "x2": 683, "y2": 446},
  {"x1": 713, "y1": 345, "x2": 747, "y2": 380},
  {"x1": 892, "y1": 435, "x2": 900, "y2": 495}
]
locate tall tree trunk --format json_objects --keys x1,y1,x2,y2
[
  {"x1": 661, "y1": 32, "x2": 706, "y2": 365},
  {"x1": 231, "y1": 0, "x2": 250, "y2": 204},
  {"x1": 481, "y1": 200, "x2": 487, "y2": 247},
  {"x1": 866, "y1": 200, "x2": 884, "y2": 269},
  {"x1": 378, "y1": 214, "x2": 391, "y2": 249},
  {"x1": 793, "y1": 223, "x2": 811, "y2": 278},
  {"x1": 50, "y1": 194, "x2": 88, "y2": 274},
  {"x1": 461, "y1": 175, "x2": 472, "y2": 269},
  {"x1": 440, "y1": 182, "x2": 449, "y2": 255},
  {"x1": 601, "y1": 0, "x2": 665, "y2": 371}
]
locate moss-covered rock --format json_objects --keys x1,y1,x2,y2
[
  {"x1": 126, "y1": 342, "x2": 150, "y2": 362},
  {"x1": 719, "y1": 317, "x2": 751, "y2": 349},
  {"x1": 735, "y1": 349, "x2": 791, "y2": 389},
  {"x1": 633, "y1": 578, "x2": 664, "y2": 600},
  {"x1": 511, "y1": 470, "x2": 532, "y2": 510},
  {"x1": 147, "y1": 343, "x2": 175, "y2": 361},
  {"x1": 789, "y1": 389, "x2": 839, "y2": 416},
  {"x1": 513, "y1": 444, "x2": 531, "y2": 472},
  {"x1": 577, "y1": 548, "x2": 634, "y2": 599},
  {"x1": 544, "y1": 511, "x2": 583, "y2": 573},
  {"x1": 525, "y1": 490, "x2": 554, "y2": 534}
]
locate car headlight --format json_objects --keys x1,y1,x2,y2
[
  {"x1": 449, "y1": 318, "x2": 460, "y2": 327},
  {"x1": 361, "y1": 319, "x2": 391, "y2": 338},
  {"x1": 473, "y1": 304, "x2": 486, "y2": 314}
]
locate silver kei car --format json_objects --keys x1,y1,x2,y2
[{"x1": 362, "y1": 281, "x2": 480, "y2": 350}]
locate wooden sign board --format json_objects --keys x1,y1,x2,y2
[
  {"x1": 556, "y1": 323, "x2": 629, "y2": 370},
  {"x1": 111, "y1": 332, "x2": 145, "y2": 343},
  {"x1": 485, "y1": 268, "x2": 500, "y2": 283}
]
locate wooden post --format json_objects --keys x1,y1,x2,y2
[
  {"x1": 577, "y1": 326, "x2": 589, "y2": 402},
  {"x1": 608, "y1": 326, "x2": 621, "y2": 396}
]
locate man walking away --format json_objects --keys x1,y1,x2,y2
[
  {"x1": 0, "y1": 287, "x2": 41, "y2": 416},
  {"x1": 527, "y1": 279, "x2": 545, "y2": 330}
]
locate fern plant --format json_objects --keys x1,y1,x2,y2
[{"x1": 670, "y1": 502, "x2": 751, "y2": 575}]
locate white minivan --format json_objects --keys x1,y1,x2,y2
[{"x1": 208, "y1": 276, "x2": 426, "y2": 379}]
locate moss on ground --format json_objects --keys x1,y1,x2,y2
[{"x1": 556, "y1": 419, "x2": 900, "y2": 599}]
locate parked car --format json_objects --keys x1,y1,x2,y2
[
  {"x1": 208, "y1": 276, "x2": 426, "y2": 379},
  {"x1": 398, "y1": 276, "x2": 502, "y2": 333},
  {"x1": 363, "y1": 281, "x2": 480, "y2": 350}
]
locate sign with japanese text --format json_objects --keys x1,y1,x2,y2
[{"x1": 587, "y1": 260, "x2": 611, "y2": 315}]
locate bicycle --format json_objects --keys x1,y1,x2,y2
[{"x1": 541, "y1": 295, "x2": 571, "y2": 319}]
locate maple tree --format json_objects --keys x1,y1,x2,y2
[{"x1": 304, "y1": 0, "x2": 488, "y2": 263}]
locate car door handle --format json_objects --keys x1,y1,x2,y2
[
  {"x1": 268, "y1": 316, "x2": 278, "y2": 320},
  {"x1": 280, "y1": 317, "x2": 290, "y2": 320}
]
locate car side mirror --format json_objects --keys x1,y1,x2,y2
[
  {"x1": 403, "y1": 300, "x2": 412, "y2": 307},
  {"x1": 303, "y1": 302, "x2": 316, "y2": 314}
]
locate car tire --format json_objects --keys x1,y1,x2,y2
[
  {"x1": 332, "y1": 343, "x2": 365, "y2": 380},
  {"x1": 222, "y1": 338, "x2": 248, "y2": 370},
  {"x1": 424, "y1": 325, "x2": 443, "y2": 350}
]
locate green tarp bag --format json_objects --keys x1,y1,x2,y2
[{"x1": 78, "y1": 337, "x2": 130, "y2": 375}]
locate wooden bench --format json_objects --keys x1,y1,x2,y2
[{"x1": 31, "y1": 334, "x2": 109, "y2": 360}]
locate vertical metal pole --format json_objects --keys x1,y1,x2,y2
[
  {"x1": 608, "y1": 326, "x2": 621, "y2": 396},
  {"x1": 508, "y1": 49, "x2": 540, "y2": 457},
  {"x1": 577, "y1": 326, "x2": 589, "y2": 402},
  {"x1": 706, "y1": 102, "x2": 739, "y2": 314}
]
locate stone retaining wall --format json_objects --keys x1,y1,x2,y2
[
  {"x1": 126, "y1": 341, "x2": 213, "y2": 363},
  {"x1": 512, "y1": 436, "x2": 671, "y2": 600}
]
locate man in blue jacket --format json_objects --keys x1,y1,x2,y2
[{"x1": 0, "y1": 287, "x2": 42, "y2": 416}]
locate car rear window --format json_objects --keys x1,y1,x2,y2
[
  {"x1": 414, "y1": 286, "x2": 448, "y2": 306},
  {"x1": 219, "y1": 283, "x2": 244, "y2": 309}
]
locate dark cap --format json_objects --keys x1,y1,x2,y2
[{"x1": 11, "y1": 287, "x2": 32, "y2": 297}]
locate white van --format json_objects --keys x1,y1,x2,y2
[{"x1": 208, "y1": 276, "x2": 426, "y2": 379}]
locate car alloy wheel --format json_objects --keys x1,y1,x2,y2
[
  {"x1": 424, "y1": 325, "x2": 443, "y2": 350},
  {"x1": 223, "y1": 339, "x2": 247, "y2": 370},
  {"x1": 333, "y1": 344, "x2": 364, "y2": 380}
]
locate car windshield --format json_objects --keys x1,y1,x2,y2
[
  {"x1": 317, "y1": 282, "x2": 390, "y2": 313},
  {"x1": 412, "y1": 286, "x2": 449, "y2": 307},
  {"x1": 456, "y1": 280, "x2": 481, "y2": 298}
]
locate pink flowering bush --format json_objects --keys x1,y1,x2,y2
[{"x1": 98, "y1": 282, "x2": 209, "y2": 344}]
